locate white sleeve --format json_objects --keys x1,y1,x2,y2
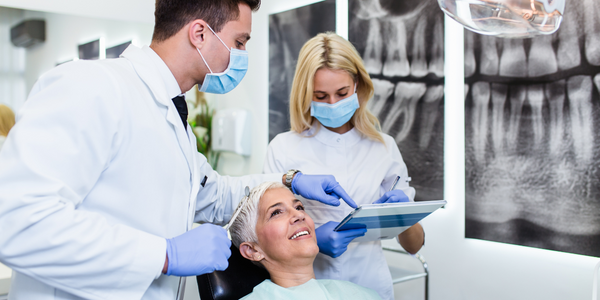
[
  {"x1": 262, "y1": 136, "x2": 287, "y2": 174},
  {"x1": 0, "y1": 63, "x2": 166, "y2": 299},
  {"x1": 194, "y1": 153, "x2": 282, "y2": 225},
  {"x1": 381, "y1": 136, "x2": 417, "y2": 201}
]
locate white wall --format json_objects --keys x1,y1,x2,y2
[
  {"x1": 2, "y1": 0, "x2": 598, "y2": 299},
  {"x1": 0, "y1": 7, "x2": 26, "y2": 111},
  {"x1": 0, "y1": 0, "x2": 154, "y2": 24},
  {"x1": 21, "y1": 10, "x2": 153, "y2": 94}
]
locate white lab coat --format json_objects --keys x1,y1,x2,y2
[
  {"x1": 264, "y1": 123, "x2": 416, "y2": 300},
  {"x1": 0, "y1": 45, "x2": 280, "y2": 300}
]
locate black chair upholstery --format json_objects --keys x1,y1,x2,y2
[{"x1": 197, "y1": 244, "x2": 270, "y2": 300}]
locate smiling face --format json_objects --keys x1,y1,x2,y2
[{"x1": 241, "y1": 187, "x2": 319, "y2": 269}]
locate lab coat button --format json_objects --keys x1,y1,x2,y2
[{"x1": 337, "y1": 138, "x2": 341, "y2": 142}]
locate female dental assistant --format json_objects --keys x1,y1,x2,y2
[{"x1": 263, "y1": 32, "x2": 425, "y2": 300}]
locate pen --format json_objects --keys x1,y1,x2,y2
[{"x1": 389, "y1": 176, "x2": 400, "y2": 192}]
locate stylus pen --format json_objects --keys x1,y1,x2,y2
[{"x1": 389, "y1": 176, "x2": 401, "y2": 191}]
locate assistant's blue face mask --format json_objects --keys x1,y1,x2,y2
[
  {"x1": 197, "y1": 24, "x2": 248, "y2": 94},
  {"x1": 310, "y1": 88, "x2": 360, "y2": 129}
]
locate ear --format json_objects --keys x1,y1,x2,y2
[
  {"x1": 189, "y1": 20, "x2": 208, "y2": 50},
  {"x1": 239, "y1": 242, "x2": 265, "y2": 262}
]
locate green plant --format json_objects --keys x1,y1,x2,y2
[{"x1": 188, "y1": 90, "x2": 220, "y2": 169}]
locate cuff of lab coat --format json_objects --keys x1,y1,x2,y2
[{"x1": 112, "y1": 233, "x2": 167, "y2": 298}]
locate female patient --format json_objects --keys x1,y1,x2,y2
[{"x1": 229, "y1": 181, "x2": 381, "y2": 300}]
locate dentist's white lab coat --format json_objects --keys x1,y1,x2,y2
[
  {"x1": 0, "y1": 45, "x2": 279, "y2": 300},
  {"x1": 264, "y1": 124, "x2": 416, "y2": 300}
]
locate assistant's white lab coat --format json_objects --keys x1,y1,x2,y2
[
  {"x1": 0, "y1": 45, "x2": 279, "y2": 300},
  {"x1": 264, "y1": 124, "x2": 416, "y2": 300}
]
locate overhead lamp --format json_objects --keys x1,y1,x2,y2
[{"x1": 437, "y1": 0, "x2": 566, "y2": 38}]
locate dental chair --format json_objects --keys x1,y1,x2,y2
[
  {"x1": 196, "y1": 244, "x2": 270, "y2": 300},
  {"x1": 196, "y1": 245, "x2": 429, "y2": 300}
]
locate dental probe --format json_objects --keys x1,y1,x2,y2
[{"x1": 224, "y1": 186, "x2": 250, "y2": 231}]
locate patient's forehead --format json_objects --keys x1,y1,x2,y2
[{"x1": 259, "y1": 188, "x2": 297, "y2": 211}]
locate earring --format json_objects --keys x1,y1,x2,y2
[{"x1": 255, "y1": 254, "x2": 262, "y2": 260}]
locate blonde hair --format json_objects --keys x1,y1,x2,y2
[
  {"x1": 0, "y1": 105, "x2": 15, "y2": 137},
  {"x1": 289, "y1": 32, "x2": 384, "y2": 144}
]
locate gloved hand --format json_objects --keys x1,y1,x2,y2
[
  {"x1": 316, "y1": 221, "x2": 367, "y2": 258},
  {"x1": 291, "y1": 173, "x2": 358, "y2": 208},
  {"x1": 373, "y1": 190, "x2": 410, "y2": 204},
  {"x1": 165, "y1": 224, "x2": 231, "y2": 276}
]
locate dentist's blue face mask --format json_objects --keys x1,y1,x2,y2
[
  {"x1": 197, "y1": 24, "x2": 248, "y2": 94},
  {"x1": 310, "y1": 85, "x2": 359, "y2": 129}
]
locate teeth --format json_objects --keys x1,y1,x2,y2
[
  {"x1": 557, "y1": 14, "x2": 581, "y2": 71},
  {"x1": 528, "y1": 36, "x2": 558, "y2": 77},
  {"x1": 567, "y1": 76, "x2": 594, "y2": 163},
  {"x1": 363, "y1": 19, "x2": 384, "y2": 75},
  {"x1": 290, "y1": 231, "x2": 309, "y2": 240},
  {"x1": 480, "y1": 35, "x2": 499, "y2": 76},
  {"x1": 464, "y1": 31, "x2": 476, "y2": 78},
  {"x1": 382, "y1": 82, "x2": 426, "y2": 143},
  {"x1": 368, "y1": 79, "x2": 394, "y2": 117},
  {"x1": 410, "y1": 17, "x2": 428, "y2": 78},
  {"x1": 471, "y1": 82, "x2": 490, "y2": 163},
  {"x1": 584, "y1": 0, "x2": 600, "y2": 66},
  {"x1": 382, "y1": 17, "x2": 410, "y2": 77},
  {"x1": 545, "y1": 80, "x2": 566, "y2": 157},
  {"x1": 429, "y1": 14, "x2": 444, "y2": 78},
  {"x1": 526, "y1": 84, "x2": 545, "y2": 148},
  {"x1": 499, "y1": 39, "x2": 527, "y2": 77},
  {"x1": 418, "y1": 85, "x2": 444, "y2": 150},
  {"x1": 355, "y1": 0, "x2": 388, "y2": 19},
  {"x1": 464, "y1": 84, "x2": 470, "y2": 100},
  {"x1": 507, "y1": 85, "x2": 527, "y2": 153},
  {"x1": 490, "y1": 83, "x2": 508, "y2": 154}
]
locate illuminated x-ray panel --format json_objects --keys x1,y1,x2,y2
[
  {"x1": 464, "y1": 0, "x2": 600, "y2": 256},
  {"x1": 349, "y1": 0, "x2": 445, "y2": 201}
]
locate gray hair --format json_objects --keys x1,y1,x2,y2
[{"x1": 230, "y1": 181, "x2": 288, "y2": 248}]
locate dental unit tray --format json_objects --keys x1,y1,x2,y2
[{"x1": 334, "y1": 200, "x2": 446, "y2": 243}]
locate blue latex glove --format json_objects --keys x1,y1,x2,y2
[
  {"x1": 165, "y1": 224, "x2": 231, "y2": 276},
  {"x1": 291, "y1": 173, "x2": 358, "y2": 208},
  {"x1": 373, "y1": 190, "x2": 410, "y2": 204},
  {"x1": 316, "y1": 221, "x2": 367, "y2": 258}
]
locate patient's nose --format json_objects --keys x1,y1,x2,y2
[{"x1": 290, "y1": 210, "x2": 306, "y2": 224}]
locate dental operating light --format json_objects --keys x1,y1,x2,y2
[{"x1": 438, "y1": 0, "x2": 566, "y2": 38}]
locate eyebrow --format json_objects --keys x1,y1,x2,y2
[
  {"x1": 313, "y1": 86, "x2": 350, "y2": 94},
  {"x1": 239, "y1": 33, "x2": 251, "y2": 42},
  {"x1": 266, "y1": 199, "x2": 302, "y2": 211}
]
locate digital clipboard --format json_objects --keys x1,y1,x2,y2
[{"x1": 334, "y1": 200, "x2": 446, "y2": 243}]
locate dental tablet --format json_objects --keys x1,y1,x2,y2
[{"x1": 334, "y1": 200, "x2": 447, "y2": 243}]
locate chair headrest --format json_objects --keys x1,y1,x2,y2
[{"x1": 197, "y1": 244, "x2": 270, "y2": 300}]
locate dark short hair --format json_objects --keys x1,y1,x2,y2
[{"x1": 152, "y1": 0, "x2": 261, "y2": 42}]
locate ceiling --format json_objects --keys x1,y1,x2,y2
[{"x1": 0, "y1": 0, "x2": 155, "y2": 23}]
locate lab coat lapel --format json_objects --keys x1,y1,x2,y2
[{"x1": 121, "y1": 46, "x2": 195, "y2": 175}]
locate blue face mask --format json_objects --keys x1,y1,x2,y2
[
  {"x1": 197, "y1": 24, "x2": 248, "y2": 94},
  {"x1": 310, "y1": 91, "x2": 360, "y2": 128}
]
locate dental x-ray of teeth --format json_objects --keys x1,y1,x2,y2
[
  {"x1": 348, "y1": 0, "x2": 445, "y2": 201},
  {"x1": 464, "y1": 0, "x2": 600, "y2": 257},
  {"x1": 268, "y1": 0, "x2": 336, "y2": 141}
]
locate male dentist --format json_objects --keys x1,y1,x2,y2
[{"x1": 0, "y1": 1, "x2": 356, "y2": 299}]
